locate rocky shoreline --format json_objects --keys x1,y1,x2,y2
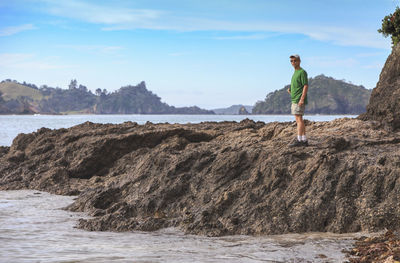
[{"x1": 1, "y1": 117, "x2": 399, "y2": 238}]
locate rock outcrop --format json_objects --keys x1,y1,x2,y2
[
  {"x1": 1, "y1": 118, "x2": 400, "y2": 236},
  {"x1": 360, "y1": 43, "x2": 400, "y2": 130},
  {"x1": 238, "y1": 106, "x2": 249, "y2": 115}
]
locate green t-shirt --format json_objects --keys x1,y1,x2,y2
[{"x1": 290, "y1": 68, "x2": 308, "y2": 104}]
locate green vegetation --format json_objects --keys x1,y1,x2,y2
[
  {"x1": 95, "y1": 82, "x2": 170, "y2": 114},
  {"x1": 0, "y1": 81, "x2": 44, "y2": 101},
  {"x1": 95, "y1": 82, "x2": 213, "y2": 114},
  {"x1": 0, "y1": 80, "x2": 45, "y2": 114},
  {"x1": 40, "y1": 87, "x2": 97, "y2": 114},
  {"x1": 252, "y1": 75, "x2": 371, "y2": 115},
  {"x1": 0, "y1": 79, "x2": 214, "y2": 115},
  {"x1": 378, "y1": 6, "x2": 400, "y2": 46}
]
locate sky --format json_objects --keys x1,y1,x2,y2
[{"x1": 0, "y1": 0, "x2": 398, "y2": 109}]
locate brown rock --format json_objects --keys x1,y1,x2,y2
[
  {"x1": 1, "y1": 118, "x2": 400, "y2": 236},
  {"x1": 360, "y1": 43, "x2": 400, "y2": 130},
  {"x1": 345, "y1": 230, "x2": 400, "y2": 263}
]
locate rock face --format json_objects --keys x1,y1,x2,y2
[
  {"x1": 212, "y1": 105, "x2": 253, "y2": 115},
  {"x1": 238, "y1": 106, "x2": 249, "y2": 115},
  {"x1": 360, "y1": 43, "x2": 400, "y2": 130},
  {"x1": 1, "y1": 119, "x2": 400, "y2": 236}
]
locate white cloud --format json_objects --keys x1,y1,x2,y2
[
  {"x1": 307, "y1": 56, "x2": 359, "y2": 68},
  {"x1": 0, "y1": 53, "x2": 74, "y2": 70},
  {"x1": 363, "y1": 63, "x2": 384, "y2": 69},
  {"x1": 0, "y1": 24, "x2": 37, "y2": 37},
  {"x1": 0, "y1": 53, "x2": 34, "y2": 64},
  {"x1": 102, "y1": 46, "x2": 123, "y2": 53},
  {"x1": 42, "y1": 0, "x2": 163, "y2": 25},
  {"x1": 302, "y1": 25, "x2": 390, "y2": 50},
  {"x1": 37, "y1": 0, "x2": 390, "y2": 49},
  {"x1": 214, "y1": 33, "x2": 282, "y2": 40},
  {"x1": 168, "y1": 52, "x2": 188, "y2": 57},
  {"x1": 56, "y1": 44, "x2": 124, "y2": 54},
  {"x1": 356, "y1": 52, "x2": 387, "y2": 57}
]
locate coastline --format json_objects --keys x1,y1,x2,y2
[
  {"x1": 0, "y1": 118, "x2": 399, "y2": 261},
  {"x1": 1, "y1": 118, "x2": 399, "y2": 236}
]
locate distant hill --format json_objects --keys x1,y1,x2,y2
[
  {"x1": 0, "y1": 81, "x2": 43, "y2": 114},
  {"x1": 0, "y1": 80, "x2": 214, "y2": 115},
  {"x1": 93, "y1": 82, "x2": 213, "y2": 114},
  {"x1": 252, "y1": 75, "x2": 372, "y2": 114},
  {"x1": 212, "y1": 105, "x2": 253, "y2": 115},
  {"x1": 0, "y1": 81, "x2": 44, "y2": 101}
]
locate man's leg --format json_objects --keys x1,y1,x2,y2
[
  {"x1": 295, "y1": 114, "x2": 308, "y2": 145},
  {"x1": 295, "y1": 114, "x2": 305, "y2": 136},
  {"x1": 289, "y1": 104, "x2": 307, "y2": 147},
  {"x1": 295, "y1": 114, "x2": 303, "y2": 136}
]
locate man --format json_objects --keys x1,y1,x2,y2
[{"x1": 287, "y1": 54, "x2": 308, "y2": 147}]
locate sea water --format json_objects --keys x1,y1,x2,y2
[{"x1": 0, "y1": 190, "x2": 363, "y2": 263}]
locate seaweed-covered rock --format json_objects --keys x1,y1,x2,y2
[
  {"x1": 345, "y1": 230, "x2": 400, "y2": 263},
  {"x1": 1, "y1": 119, "x2": 400, "y2": 236}
]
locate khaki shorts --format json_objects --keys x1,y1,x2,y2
[{"x1": 291, "y1": 103, "x2": 305, "y2": 115}]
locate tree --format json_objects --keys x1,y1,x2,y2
[
  {"x1": 68, "y1": 79, "x2": 77, "y2": 90},
  {"x1": 78, "y1": 84, "x2": 88, "y2": 92},
  {"x1": 95, "y1": 88, "x2": 102, "y2": 96},
  {"x1": 378, "y1": 6, "x2": 400, "y2": 46}
]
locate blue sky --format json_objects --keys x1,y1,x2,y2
[{"x1": 0, "y1": 0, "x2": 398, "y2": 109}]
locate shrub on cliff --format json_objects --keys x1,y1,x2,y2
[{"x1": 378, "y1": 6, "x2": 400, "y2": 46}]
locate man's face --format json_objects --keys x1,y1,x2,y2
[{"x1": 290, "y1": 58, "x2": 300, "y2": 68}]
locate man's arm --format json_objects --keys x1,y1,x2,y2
[
  {"x1": 298, "y1": 84, "x2": 308, "y2": 106},
  {"x1": 287, "y1": 88, "x2": 291, "y2": 95}
]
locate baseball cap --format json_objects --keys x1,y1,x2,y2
[{"x1": 290, "y1": 54, "x2": 300, "y2": 60}]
